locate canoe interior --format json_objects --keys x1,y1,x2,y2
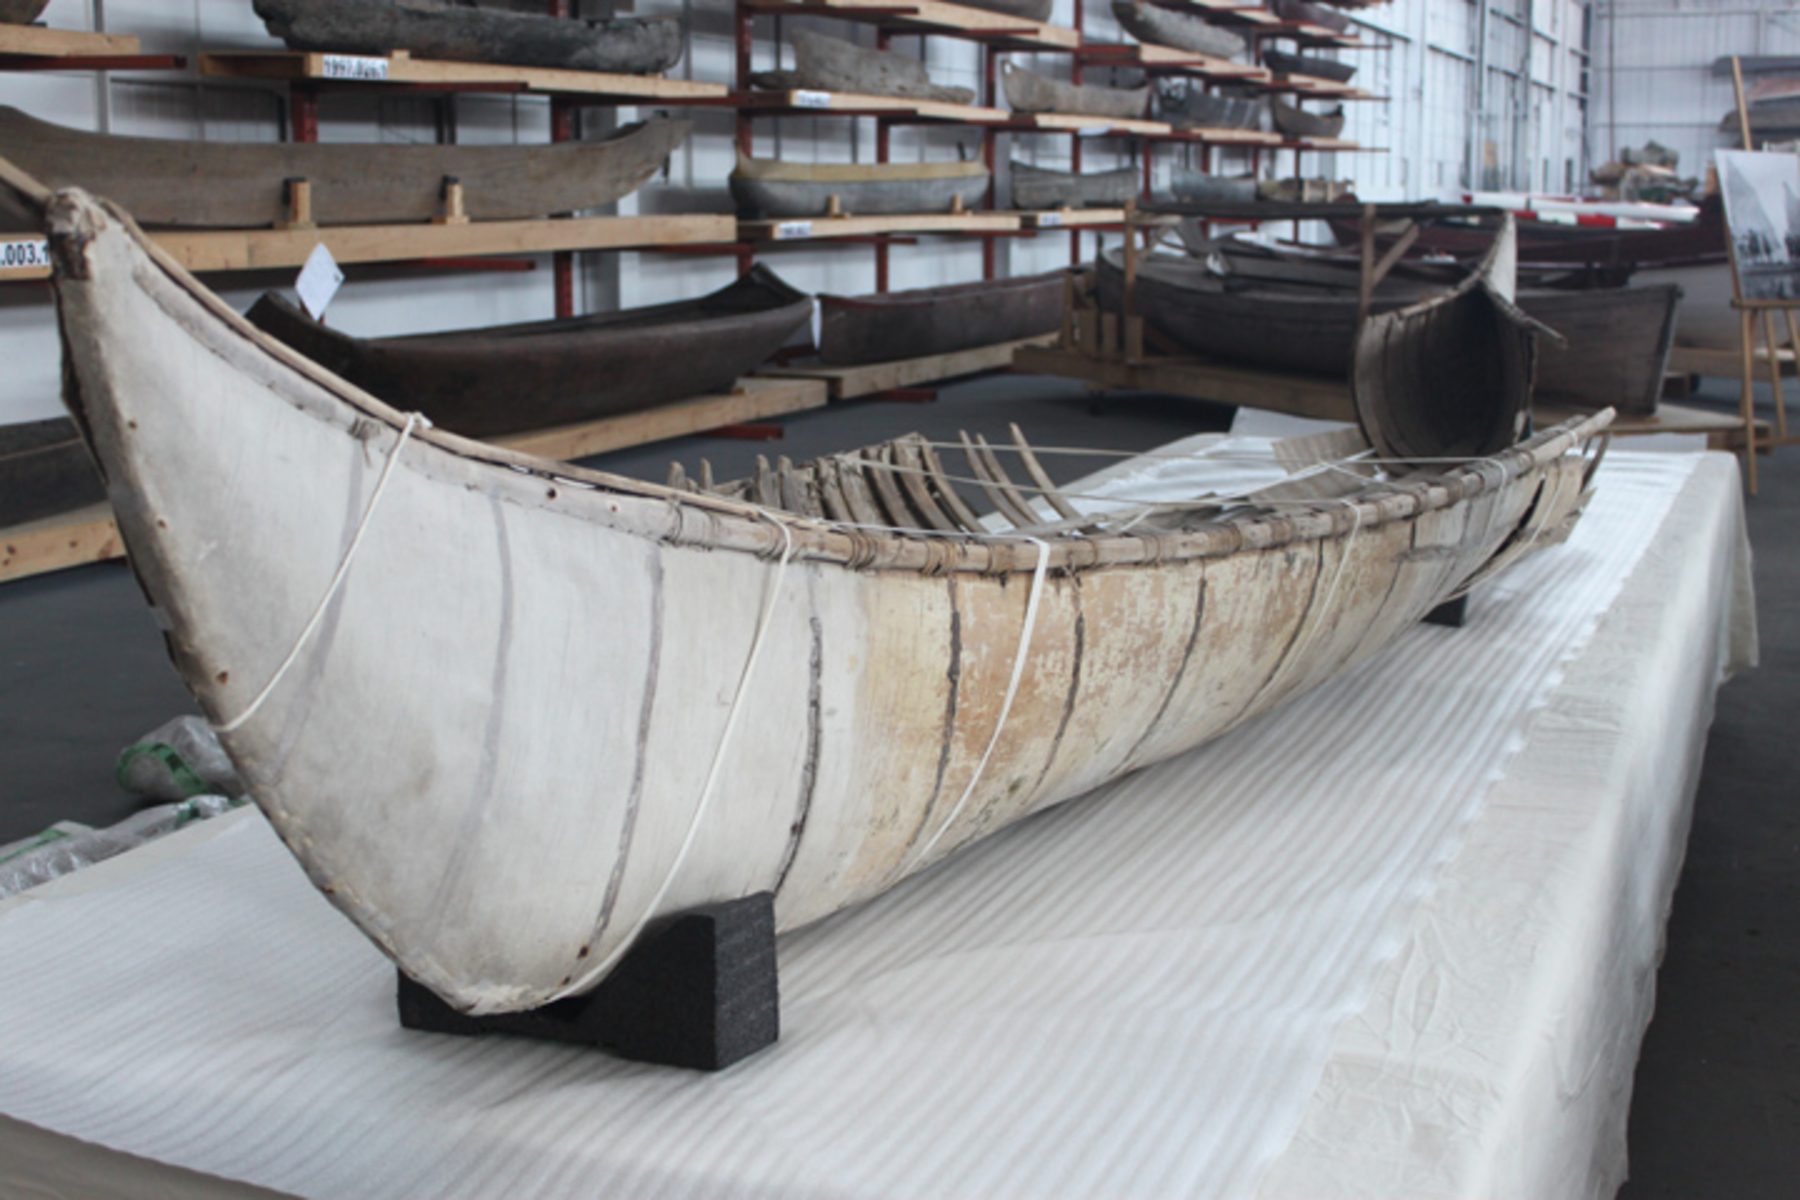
[{"x1": 246, "y1": 266, "x2": 813, "y2": 438}]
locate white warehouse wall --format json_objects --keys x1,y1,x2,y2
[{"x1": 1, "y1": 0, "x2": 1590, "y2": 428}]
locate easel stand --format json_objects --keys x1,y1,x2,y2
[{"x1": 398, "y1": 892, "x2": 779, "y2": 1071}]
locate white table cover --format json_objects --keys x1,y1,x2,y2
[{"x1": 0, "y1": 450, "x2": 1753, "y2": 1200}]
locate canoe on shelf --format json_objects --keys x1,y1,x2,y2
[
  {"x1": 252, "y1": 0, "x2": 683, "y2": 74},
  {"x1": 1156, "y1": 82, "x2": 1264, "y2": 131},
  {"x1": 749, "y1": 29, "x2": 974, "y2": 105},
  {"x1": 0, "y1": 1, "x2": 48, "y2": 24},
  {"x1": 1271, "y1": 0, "x2": 1350, "y2": 33},
  {"x1": 817, "y1": 271, "x2": 1065, "y2": 365},
  {"x1": 0, "y1": 106, "x2": 688, "y2": 230},
  {"x1": 0, "y1": 417, "x2": 104, "y2": 530},
  {"x1": 245, "y1": 269, "x2": 813, "y2": 439},
  {"x1": 1183, "y1": 235, "x2": 1682, "y2": 415},
  {"x1": 1262, "y1": 50, "x2": 1357, "y2": 83},
  {"x1": 1111, "y1": 0, "x2": 1246, "y2": 59},
  {"x1": 1169, "y1": 171, "x2": 1258, "y2": 204},
  {"x1": 1001, "y1": 62, "x2": 1150, "y2": 120},
  {"x1": 1009, "y1": 161, "x2": 1138, "y2": 209},
  {"x1": 1271, "y1": 99, "x2": 1346, "y2": 139},
  {"x1": 1099, "y1": 219, "x2": 1544, "y2": 458},
  {"x1": 24, "y1": 171, "x2": 1608, "y2": 1013},
  {"x1": 729, "y1": 152, "x2": 989, "y2": 218},
  {"x1": 954, "y1": 0, "x2": 1053, "y2": 20}
]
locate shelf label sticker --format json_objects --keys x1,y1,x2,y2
[
  {"x1": 0, "y1": 237, "x2": 50, "y2": 272},
  {"x1": 792, "y1": 90, "x2": 833, "y2": 109},
  {"x1": 295, "y1": 243, "x2": 345, "y2": 320},
  {"x1": 774, "y1": 220, "x2": 814, "y2": 240},
  {"x1": 1036, "y1": 211, "x2": 1063, "y2": 228},
  {"x1": 321, "y1": 54, "x2": 390, "y2": 81}
]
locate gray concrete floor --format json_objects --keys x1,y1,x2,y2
[{"x1": 0, "y1": 373, "x2": 1793, "y2": 1193}]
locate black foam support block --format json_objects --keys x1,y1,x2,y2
[
  {"x1": 1424, "y1": 595, "x2": 1470, "y2": 628},
  {"x1": 397, "y1": 891, "x2": 779, "y2": 1071}
]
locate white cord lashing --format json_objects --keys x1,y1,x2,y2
[{"x1": 216, "y1": 413, "x2": 429, "y2": 735}]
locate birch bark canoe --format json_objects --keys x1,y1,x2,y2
[
  {"x1": 246, "y1": 267, "x2": 813, "y2": 438},
  {"x1": 252, "y1": 0, "x2": 683, "y2": 74},
  {"x1": 0, "y1": 107, "x2": 688, "y2": 229},
  {"x1": 1271, "y1": 99, "x2": 1347, "y2": 139},
  {"x1": 729, "y1": 153, "x2": 989, "y2": 218},
  {"x1": 1111, "y1": 0, "x2": 1246, "y2": 59},
  {"x1": 0, "y1": 1, "x2": 47, "y2": 23},
  {"x1": 750, "y1": 30, "x2": 974, "y2": 104},
  {"x1": 1262, "y1": 50, "x2": 1357, "y2": 83},
  {"x1": 1009, "y1": 161, "x2": 1138, "y2": 209},
  {"x1": 26, "y1": 175, "x2": 1607, "y2": 1015},
  {"x1": 817, "y1": 271, "x2": 1065, "y2": 365},
  {"x1": 1001, "y1": 62, "x2": 1150, "y2": 120}
]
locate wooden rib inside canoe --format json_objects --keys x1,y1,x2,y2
[{"x1": 26, "y1": 166, "x2": 1610, "y2": 1016}]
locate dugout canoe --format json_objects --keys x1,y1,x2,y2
[
  {"x1": 245, "y1": 269, "x2": 813, "y2": 438},
  {"x1": 0, "y1": 106, "x2": 687, "y2": 229},
  {"x1": 252, "y1": 0, "x2": 682, "y2": 74},
  {"x1": 1111, "y1": 0, "x2": 1246, "y2": 59},
  {"x1": 1156, "y1": 82, "x2": 1263, "y2": 131},
  {"x1": 1271, "y1": 1, "x2": 1350, "y2": 33},
  {"x1": 817, "y1": 271, "x2": 1064, "y2": 365},
  {"x1": 1099, "y1": 218, "x2": 1543, "y2": 458},
  {"x1": 729, "y1": 152, "x2": 989, "y2": 218},
  {"x1": 1169, "y1": 171, "x2": 1257, "y2": 204},
  {"x1": 0, "y1": 417, "x2": 104, "y2": 530},
  {"x1": 0, "y1": 1, "x2": 47, "y2": 23},
  {"x1": 1009, "y1": 161, "x2": 1138, "y2": 209},
  {"x1": 1271, "y1": 99, "x2": 1346, "y2": 139},
  {"x1": 749, "y1": 29, "x2": 974, "y2": 104},
  {"x1": 1001, "y1": 62, "x2": 1150, "y2": 120},
  {"x1": 1262, "y1": 50, "x2": 1357, "y2": 83},
  {"x1": 957, "y1": 0, "x2": 1053, "y2": 19},
  {"x1": 23, "y1": 173, "x2": 1605, "y2": 1013}
]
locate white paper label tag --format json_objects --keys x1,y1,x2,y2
[
  {"x1": 295, "y1": 243, "x2": 345, "y2": 320},
  {"x1": 792, "y1": 89, "x2": 832, "y2": 109},
  {"x1": 321, "y1": 54, "x2": 389, "y2": 81},
  {"x1": 775, "y1": 220, "x2": 814, "y2": 240},
  {"x1": 1037, "y1": 211, "x2": 1063, "y2": 228},
  {"x1": 0, "y1": 237, "x2": 50, "y2": 271}
]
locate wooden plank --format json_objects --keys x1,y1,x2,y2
[
  {"x1": 1016, "y1": 112, "x2": 1173, "y2": 136},
  {"x1": 739, "y1": 88, "x2": 1007, "y2": 122},
  {"x1": 0, "y1": 503, "x2": 123, "y2": 584},
  {"x1": 1669, "y1": 341, "x2": 1798, "y2": 379},
  {"x1": 0, "y1": 23, "x2": 138, "y2": 58},
  {"x1": 490, "y1": 377, "x2": 828, "y2": 461},
  {"x1": 739, "y1": 212, "x2": 1022, "y2": 241},
  {"x1": 761, "y1": 335, "x2": 1054, "y2": 399},
  {"x1": 1013, "y1": 344, "x2": 1358, "y2": 421},
  {"x1": 1019, "y1": 208, "x2": 1126, "y2": 229},
  {"x1": 755, "y1": 0, "x2": 1080, "y2": 48},
  {"x1": 200, "y1": 50, "x2": 727, "y2": 100},
  {"x1": 151, "y1": 214, "x2": 735, "y2": 273},
  {"x1": 1157, "y1": 126, "x2": 1284, "y2": 146}
]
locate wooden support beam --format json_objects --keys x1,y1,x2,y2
[
  {"x1": 490, "y1": 377, "x2": 827, "y2": 461},
  {"x1": 759, "y1": 335, "x2": 1053, "y2": 400},
  {"x1": 0, "y1": 504, "x2": 123, "y2": 585}
]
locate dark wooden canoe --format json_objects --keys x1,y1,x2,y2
[
  {"x1": 749, "y1": 30, "x2": 974, "y2": 104},
  {"x1": 957, "y1": 0, "x2": 1053, "y2": 20},
  {"x1": 1156, "y1": 82, "x2": 1263, "y2": 130},
  {"x1": 0, "y1": 107, "x2": 687, "y2": 230},
  {"x1": 246, "y1": 267, "x2": 813, "y2": 438},
  {"x1": 1111, "y1": 0, "x2": 1245, "y2": 58},
  {"x1": 1263, "y1": 50, "x2": 1356, "y2": 83},
  {"x1": 0, "y1": 1, "x2": 48, "y2": 24},
  {"x1": 0, "y1": 417, "x2": 105, "y2": 530},
  {"x1": 1097, "y1": 224, "x2": 1540, "y2": 458},
  {"x1": 1325, "y1": 195, "x2": 1727, "y2": 268},
  {"x1": 818, "y1": 271, "x2": 1064, "y2": 366},
  {"x1": 1271, "y1": 99, "x2": 1346, "y2": 139},
  {"x1": 253, "y1": 0, "x2": 682, "y2": 74},
  {"x1": 729, "y1": 153, "x2": 989, "y2": 218},
  {"x1": 1010, "y1": 161, "x2": 1137, "y2": 209},
  {"x1": 1271, "y1": 1, "x2": 1350, "y2": 33}
]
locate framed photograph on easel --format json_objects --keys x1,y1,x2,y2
[{"x1": 1717, "y1": 150, "x2": 1800, "y2": 302}]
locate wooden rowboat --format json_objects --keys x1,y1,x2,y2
[
  {"x1": 1001, "y1": 62, "x2": 1150, "y2": 120},
  {"x1": 1271, "y1": 99, "x2": 1347, "y2": 139},
  {"x1": 749, "y1": 30, "x2": 974, "y2": 105},
  {"x1": 1111, "y1": 0, "x2": 1246, "y2": 59},
  {"x1": 0, "y1": 106, "x2": 687, "y2": 229},
  {"x1": 246, "y1": 268, "x2": 813, "y2": 438},
  {"x1": 0, "y1": 1, "x2": 48, "y2": 23},
  {"x1": 0, "y1": 417, "x2": 103, "y2": 530},
  {"x1": 1009, "y1": 161, "x2": 1138, "y2": 209},
  {"x1": 24, "y1": 173, "x2": 1606, "y2": 1015},
  {"x1": 252, "y1": 0, "x2": 683, "y2": 74},
  {"x1": 729, "y1": 152, "x2": 989, "y2": 218},
  {"x1": 817, "y1": 272, "x2": 1065, "y2": 365},
  {"x1": 1262, "y1": 50, "x2": 1357, "y2": 84}
]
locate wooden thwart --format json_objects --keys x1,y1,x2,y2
[
  {"x1": 0, "y1": 503, "x2": 123, "y2": 584},
  {"x1": 0, "y1": 22, "x2": 138, "y2": 59},
  {"x1": 491, "y1": 377, "x2": 827, "y2": 461},
  {"x1": 762, "y1": 335, "x2": 1053, "y2": 400}
]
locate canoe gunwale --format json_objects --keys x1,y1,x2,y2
[{"x1": 37, "y1": 181, "x2": 1613, "y2": 581}]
